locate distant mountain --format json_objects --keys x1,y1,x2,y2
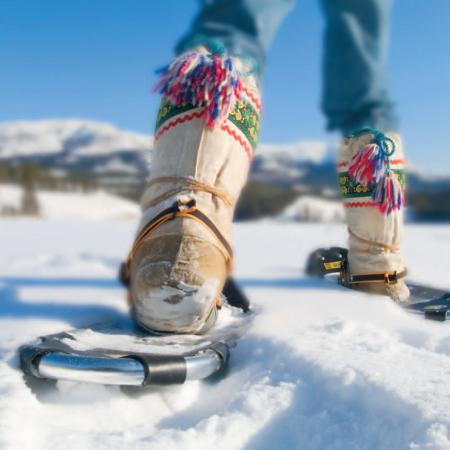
[
  {"x1": 1, "y1": 119, "x2": 449, "y2": 218},
  {"x1": 279, "y1": 196, "x2": 345, "y2": 223},
  {"x1": 0, "y1": 120, "x2": 152, "y2": 196},
  {"x1": 252, "y1": 141, "x2": 338, "y2": 197},
  {"x1": 0, "y1": 119, "x2": 152, "y2": 158},
  {"x1": 253, "y1": 141, "x2": 450, "y2": 196}
]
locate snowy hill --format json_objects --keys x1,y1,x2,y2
[
  {"x1": 0, "y1": 119, "x2": 152, "y2": 159},
  {"x1": 1, "y1": 119, "x2": 450, "y2": 220},
  {"x1": 2, "y1": 119, "x2": 449, "y2": 195},
  {"x1": 0, "y1": 120, "x2": 152, "y2": 197},
  {"x1": 279, "y1": 195, "x2": 345, "y2": 222},
  {"x1": 1, "y1": 218, "x2": 450, "y2": 449},
  {"x1": 0, "y1": 184, "x2": 140, "y2": 220},
  {"x1": 250, "y1": 141, "x2": 338, "y2": 196},
  {"x1": 254, "y1": 141, "x2": 450, "y2": 196}
]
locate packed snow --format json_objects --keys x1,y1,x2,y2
[
  {"x1": 0, "y1": 184, "x2": 140, "y2": 220},
  {"x1": 280, "y1": 195, "x2": 344, "y2": 222},
  {"x1": 1, "y1": 218, "x2": 450, "y2": 450}
]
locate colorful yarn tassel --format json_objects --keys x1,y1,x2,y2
[
  {"x1": 348, "y1": 143, "x2": 387, "y2": 186},
  {"x1": 347, "y1": 128, "x2": 404, "y2": 215},
  {"x1": 372, "y1": 172, "x2": 403, "y2": 215},
  {"x1": 154, "y1": 50, "x2": 244, "y2": 128}
]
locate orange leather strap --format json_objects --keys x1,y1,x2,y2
[{"x1": 121, "y1": 198, "x2": 232, "y2": 285}]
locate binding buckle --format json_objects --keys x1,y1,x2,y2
[
  {"x1": 384, "y1": 272, "x2": 391, "y2": 286},
  {"x1": 384, "y1": 271, "x2": 398, "y2": 286},
  {"x1": 172, "y1": 198, "x2": 197, "y2": 218}
]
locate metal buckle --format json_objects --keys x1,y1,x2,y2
[
  {"x1": 172, "y1": 198, "x2": 197, "y2": 218},
  {"x1": 384, "y1": 271, "x2": 398, "y2": 286},
  {"x1": 340, "y1": 261, "x2": 350, "y2": 286},
  {"x1": 177, "y1": 198, "x2": 197, "y2": 213}
]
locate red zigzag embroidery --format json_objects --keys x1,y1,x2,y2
[
  {"x1": 344, "y1": 201, "x2": 377, "y2": 208},
  {"x1": 219, "y1": 123, "x2": 253, "y2": 162},
  {"x1": 242, "y1": 87, "x2": 262, "y2": 113},
  {"x1": 155, "y1": 112, "x2": 254, "y2": 162},
  {"x1": 154, "y1": 110, "x2": 205, "y2": 142}
]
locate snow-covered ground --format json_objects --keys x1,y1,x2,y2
[
  {"x1": 0, "y1": 184, "x2": 140, "y2": 220},
  {"x1": 279, "y1": 196, "x2": 344, "y2": 223},
  {"x1": 1, "y1": 218, "x2": 450, "y2": 450}
]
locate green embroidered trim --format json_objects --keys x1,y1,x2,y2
[
  {"x1": 155, "y1": 99, "x2": 260, "y2": 151},
  {"x1": 227, "y1": 100, "x2": 260, "y2": 150},
  {"x1": 339, "y1": 170, "x2": 406, "y2": 198},
  {"x1": 155, "y1": 101, "x2": 197, "y2": 131}
]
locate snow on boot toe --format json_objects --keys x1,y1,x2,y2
[
  {"x1": 352, "y1": 279, "x2": 410, "y2": 303},
  {"x1": 131, "y1": 229, "x2": 227, "y2": 334}
]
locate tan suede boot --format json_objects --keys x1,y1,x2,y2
[
  {"x1": 337, "y1": 128, "x2": 409, "y2": 302},
  {"x1": 124, "y1": 48, "x2": 260, "y2": 333}
]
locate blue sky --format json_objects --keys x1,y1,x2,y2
[{"x1": 1, "y1": 0, "x2": 449, "y2": 173}]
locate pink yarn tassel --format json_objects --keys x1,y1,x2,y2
[
  {"x1": 154, "y1": 51, "x2": 244, "y2": 127},
  {"x1": 373, "y1": 172, "x2": 403, "y2": 215},
  {"x1": 348, "y1": 143, "x2": 386, "y2": 186},
  {"x1": 348, "y1": 141, "x2": 404, "y2": 215}
]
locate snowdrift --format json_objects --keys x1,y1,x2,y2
[
  {"x1": 279, "y1": 195, "x2": 344, "y2": 222},
  {"x1": 0, "y1": 184, "x2": 140, "y2": 220},
  {"x1": 1, "y1": 219, "x2": 450, "y2": 449}
]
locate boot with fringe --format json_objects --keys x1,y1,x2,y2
[
  {"x1": 123, "y1": 47, "x2": 261, "y2": 333},
  {"x1": 337, "y1": 128, "x2": 409, "y2": 302}
]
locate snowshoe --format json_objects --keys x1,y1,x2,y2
[
  {"x1": 306, "y1": 247, "x2": 450, "y2": 321},
  {"x1": 19, "y1": 277, "x2": 251, "y2": 387}
]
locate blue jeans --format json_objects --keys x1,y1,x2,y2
[{"x1": 176, "y1": 0, "x2": 399, "y2": 134}]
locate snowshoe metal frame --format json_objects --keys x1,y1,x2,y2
[
  {"x1": 19, "y1": 338, "x2": 229, "y2": 387},
  {"x1": 19, "y1": 272, "x2": 250, "y2": 387},
  {"x1": 306, "y1": 247, "x2": 450, "y2": 321}
]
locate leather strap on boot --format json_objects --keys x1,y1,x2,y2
[
  {"x1": 345, "y1": 269, "x2": 408, "y2": 286},
  {"x1": 339, "y1": 250, "x2": 407, "y2": 287},
  {"x1": 120, "y1": 197, "x2": 233, "y2": 287},
  {"x1": 306, "y1": 246, "x2": 407, "y2": 288}
]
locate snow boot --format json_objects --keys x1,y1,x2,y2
[
  {"x1": 123, "y1": 47, "x2": 261, "y2": 333},
  {"x1": 337, "y1": 128, "x2": 409, "y2": 302}
]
